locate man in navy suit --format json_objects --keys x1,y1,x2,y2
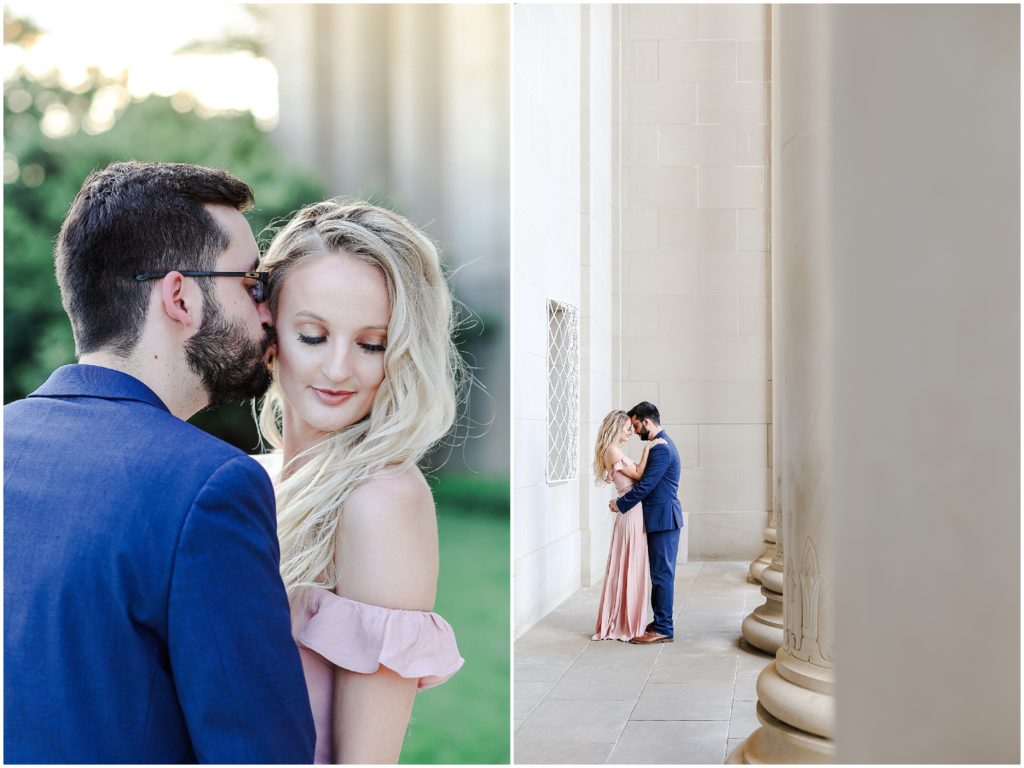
[
  {"x1": 610, "y1": 401, "x2": 683, "y2": 644},
  {"x1": 4, "y1": 162, "x2": 315, "y2": 762}
]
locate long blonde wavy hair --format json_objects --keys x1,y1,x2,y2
[
  {"x1": 592, "y1": 410, "x2": 629, "y2": 485},
  {"x1": 258, "y1": 200, "x2": 462, "y2": 600}
]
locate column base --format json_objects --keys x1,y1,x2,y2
[
  {"x1": 747, "y1": 554, "x2": 771, "y2": 584},
  {"x1": 729, "y1": 647, "x2": 835, "y2": 763},
  {"x1": 727, "y1": 702, "x2": 834, "y2": 764},
  {"x1": 747, "y1": 528, "x2": 777, "y2": 583},
  {"x1": 740, "y1": 586, "x2": 783, "y2": 654},
  {"x1": 760, "y1": 650, "x2": 835, "y2": 738},
  {"x1": 741, "y1": 561, "x2": 784, "y2": 654}
]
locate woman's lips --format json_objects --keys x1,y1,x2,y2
[{"x1": 311, "y1": 387, "x2": 355, "y2": 406}]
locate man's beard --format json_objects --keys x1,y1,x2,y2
[{"x1": 185, "y1": 295, "x2": 274, "y2": 408}]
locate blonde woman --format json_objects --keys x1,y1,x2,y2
[
  {"x1": 255, "y1": 201, "x2": 464, "y2": 763},
  {"x1": 591, "y1": 410, "x2": 664, "y2": 641}
]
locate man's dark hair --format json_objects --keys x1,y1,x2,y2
[
  {"x1": 54, "y1": 161, "x2": 254, "y2": 356},
  {"x1": 627, "y1": 401, "x2": 661, "y2": 425}
]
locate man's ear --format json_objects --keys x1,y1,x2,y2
[{"x1": 159, "y1": 272, "x2": 198, "y2": 329}]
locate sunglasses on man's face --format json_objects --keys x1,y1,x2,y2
[{"x1": 134, "y1": 270, "x2": 270, "y2": 303}]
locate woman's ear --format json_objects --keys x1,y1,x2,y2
[{"x1": 159, "y1": 272, "x2": 197, "y2": 329}]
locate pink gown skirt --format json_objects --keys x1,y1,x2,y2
[{"x1": 592, "y1": 498, "x2": 650, "y2": 641}]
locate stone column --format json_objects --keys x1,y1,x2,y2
[
  {"x1": 730, "y1": 5, "x2": 835, "y2": 763},
  {"x1": 387, "y1": 5, "x2": 441, "y2": 225},
  {"x1": 747, "y1": 508, "x2": 775, "y2": 584},
  {"x1": 828, "y1": 6, "x2": 1019, "y2": 761},
  {"x1": 740, "y1": 493, "x2": 783, "y2": 655}
]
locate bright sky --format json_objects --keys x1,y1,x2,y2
[{"x1": 5, "y1": 1, "x2": 279, "y2": 132}]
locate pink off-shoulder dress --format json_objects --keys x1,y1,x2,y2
[
  {"x1": 592, "y1": 457, "x2": 651, "y2": 641},
  {"x1": 253, "y1": 454, "x2": 464, "y2": 764},
  {"x1": 293, "y1": 587, "x2": 463, "y2": 763}
]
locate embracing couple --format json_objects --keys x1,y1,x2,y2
[
  {"x1": 592, "y1": 402, "x2": 683, "y2": 645},
  {"x1": 4, "y1": 162, "x2": 464, "y2": 763}
]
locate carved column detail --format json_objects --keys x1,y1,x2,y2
[{"x1": 730, "y1": 6, "x2": 835, "y2": 763}]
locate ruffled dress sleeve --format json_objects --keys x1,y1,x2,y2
[
  {"x1": 605, "y1": 458, "x2": 625, "y2": 484},
  {"x1": 295, "y1": 587, "x2": 464, "y2": 690}
]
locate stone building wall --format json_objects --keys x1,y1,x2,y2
[
  {"x1": 512, "y1": 3, "x2": 584, "y2": 634},
  {"x1": 617, "y1": 4, "x2": 772, "y2": 561},
  {"x1": 514, "y1": 4, "x2": 774, "y2": 635}
]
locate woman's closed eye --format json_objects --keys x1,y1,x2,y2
[{"x1": 297, "y1": 333, "x2": 386, "y2": 353}]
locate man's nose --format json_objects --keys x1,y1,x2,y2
[{"x1": 256, "y1": 301, "x2": 273, "y2": 326}]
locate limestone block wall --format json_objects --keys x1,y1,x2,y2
[
  {"x1": 616, "y1": 4, "x2": 772, "y2": 560},
  {"x1": 512, "y1": 4, "x2": 583, "y2": 635}
]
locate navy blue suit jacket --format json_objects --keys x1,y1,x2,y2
[
  {"x1": 616, "y1": 431, "x2": 683, "y2": 533},
  {"x1": 4, "y1": 365, "x2": 315, "y2": 763}
]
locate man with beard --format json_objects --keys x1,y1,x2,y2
[
  {"x1": 609, "y1": 401, "x2": 683, "y2": 644},
  {"x1": 3, "y1": 162, "x2": 315, "y2": 763}
]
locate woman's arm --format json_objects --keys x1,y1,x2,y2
[
  {"x1": 331, "y1": 667, "x2": 417, "y2": 764},
  {"x1": 330, "y1": 466, "x2": 439, "y2": 764}
]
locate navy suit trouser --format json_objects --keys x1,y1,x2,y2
[{"x1": 647, "y1": 527, "x2": 681, "y2": 637}]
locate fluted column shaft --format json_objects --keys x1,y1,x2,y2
[{"x1": 731, "y1": 6, "x2": 835, "y2": 763}]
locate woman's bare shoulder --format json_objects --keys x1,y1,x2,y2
[
  {"x1": 604, "y1": 444, "x2": 626, "y2": 465},
  {"x1": 334, "y1": 465, "x2": 438, "y2": 610},
  {"x1": 343, "y1": 464, "x2": 435, "y2": 527}
]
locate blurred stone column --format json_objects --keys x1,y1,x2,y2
[
  {"x1": 387, "y1": 5, "x2": 441, "y2": 219},
  {"x1": 336, "y1": 5, "x2": 390, "y2": 194},
  {"x1": 437, "y1": 4, "x2": 511, "y2": 475},
  {"x1": 730, "y1": 5, "x2": 834, "y2": 763},
  {"x1": 265, "y1": 4, "x2": 389, "y2": 192},
  {"x1": 829, "y1": 6, "x2": 1019, "y2": 762},
  {"x1": 264, "y1": 5, "x2": 319, "y2": 174}
]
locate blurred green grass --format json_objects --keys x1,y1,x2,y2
[{"x1": 400, "y1": 474, "x2": 510, "y2": 764}]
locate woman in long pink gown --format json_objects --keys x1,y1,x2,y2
[{"x1": 592, "y1": 410, "x2": 665, "y2": 641}]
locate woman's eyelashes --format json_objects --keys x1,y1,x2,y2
[{"x1": 296, "y1": 332, "x2": 386, "y2": 353}]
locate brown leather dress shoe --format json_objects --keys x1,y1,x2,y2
[{"x1": 629, "y1": 630, "x2": 673, "y2": 644}]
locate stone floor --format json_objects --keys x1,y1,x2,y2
[{"x1": 514, "y1": 560, "x2": 774, "y2": 764}]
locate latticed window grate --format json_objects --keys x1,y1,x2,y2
[{"x1": 546, "y1": 299, "x2": 580, "y2": 483}]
